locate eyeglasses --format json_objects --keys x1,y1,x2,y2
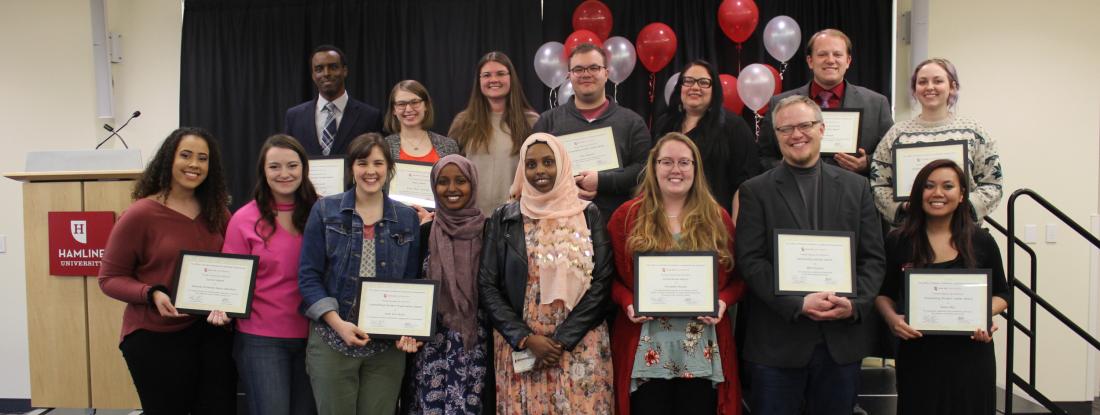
[
  {"x1": 775, "y1": 120, "x2": 822, "y2": 136},
  {"x1": 479, "y1": 70, "x2": 510, "y2": 80},
  {"x1": 656, "y1": 158, "x2": 695, "y2": 170},
  {"x1": 681, "y1": 77, "x2": 713, "y2": 89},
  {"x1": 569, "y1": 65, "x2": 606, "y2": 76},
  {"x1": 394, "y1": 98, "x2": 424, "y2": 110}
]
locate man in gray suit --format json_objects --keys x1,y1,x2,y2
[
  {"x1": 736, "y1": 95, "x2": 885, "y2": 414},
  {"x1": 758, "y1": 29, "x2": 893, "y2": 176}
]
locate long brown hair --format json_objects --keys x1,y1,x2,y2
[
  {"x1": 132, "y1": 127, "x2": 229, "y2": 233},
  {"x1": 893, "y1": 159, "x2": 976, "y2": 268},
  {"x1": 448, "y1": 51, "x2": 535, "y2": 155},
  {"x1": 252, "y1": 134, "x2": 319, "y2": 241},
  {"x1": 626, "y1": 133, "x2": 733, "y2": 270}
]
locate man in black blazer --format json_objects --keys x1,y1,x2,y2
[
  {"x1": 758, "y1": 29, "x2": 893, "y2": 177},
  {"x1": 285, "y1": 45, "x2": 382, "y2": 156},
  {"x1": 736, "y1": 95, "x2": 885, "y2": 414}
]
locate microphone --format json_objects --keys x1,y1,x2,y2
[{"x1": 96, "y1": 110, "x2": 140, "y2": 149}]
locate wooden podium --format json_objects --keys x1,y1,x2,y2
[{"x1": 5, "y1": 169, "x2": 143, "y2": 409}]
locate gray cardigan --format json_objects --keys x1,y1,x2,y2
[{"x1": 383, "y1": 131, "x2": 460, "y2": 161}]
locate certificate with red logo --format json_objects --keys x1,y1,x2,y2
[
  {"x1": 904, "y1": 269, "x2": 991, "y2": 335},
  {"x1": 171, "y1": 251, "x2": 258, "y2": 318},
  {"x1": 356, "y1": 279, "x2": 439, "y2": 340},
  {"x1": 633, "y1": 252, "x2": 718, "y2": 317}
]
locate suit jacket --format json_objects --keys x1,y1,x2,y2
[
  {"x1": 758, "y1": 81, "x2": 893, "y2": 175},
  {"x1": 284, "y1": 96, "x2": 383, "y2": 157},
  {"x1": 735, "y1": 162, "x2": 885, "y2": 367}
]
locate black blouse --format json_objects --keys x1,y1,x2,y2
[
  {"x1": 880, "y1": 229, "x2": 1011, "y2": 306},
  {"x1": 653, "y1": 109, "x2": 759, "y2": 212}
]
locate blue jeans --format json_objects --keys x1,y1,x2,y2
[
  {"x1": 233, "y1": 331, "x2": 317, "y2": 415},
  {"x1": 747, "y1": 342, "x2": 860, "y2": 415}
]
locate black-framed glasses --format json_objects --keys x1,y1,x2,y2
[
  {"x1": 569, "y1": 65, "x2": 606, "y2": 76},
  {"x1": 774, "y1": 120, "x2": 822, "y2": 136},
  {"x1": 479, "y1": 70, "x2": 510, "y2": 80},
  {"x1": 656, "y1": 158, "x2": 695, "y2": 170},
  {"x1": 682, "y1": 77, "x2": 713, "y2": 89},
  {"x1": 394, "y1": 98, "x2": 424, "y2": 110}
]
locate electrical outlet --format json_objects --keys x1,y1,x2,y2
[
  {"x1": 1046, "y1": 224, "x2": 1057, "y2": 243},
  {"x1": 1024, "y1": 224, "x2": 1038, "y2": 244}
]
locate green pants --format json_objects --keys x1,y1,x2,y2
[{"x1": 305, "y1": 327, "x2": 406, "y2": 415}]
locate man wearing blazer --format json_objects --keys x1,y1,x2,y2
[
  {"x1": 285, "y1": 45, "x2": 382, "y2": 156},
  {"x1": 736, "y1": 95, "x2": 885, "y2": 414},
  {"x1": 758, "y1": 29, "x2": 893, "y2": 176}
]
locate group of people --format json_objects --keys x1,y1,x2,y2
[{"x1": 97, "y1": 27, "x2": 1007, "y2": 415}]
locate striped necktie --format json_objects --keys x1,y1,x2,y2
[{"x1": 321, "y1": 102, "x2": 338, "y2": 156}]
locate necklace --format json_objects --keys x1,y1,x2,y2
[{"x1": 404, "y1": 132, "x2": 429, "y2": 152}]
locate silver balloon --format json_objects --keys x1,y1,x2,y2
[
  {"x1": 557, "y1": 80, "x2": 575, "y2": 106},
  {"x1": 737, "y1": 64, "x2": 776, "y2": 112},
  {"x1": 663, "y1": 72, "x2": 680, "y2": 105},
  {"x1": 603, "y1": 36, "x2": 637, "y2": 84},
  {"x1": 534, "y1": 42, "x2": 568, "y2": 88},
  {"x1": 763, "y1": 16, "x2": 801, "y2": 64}
]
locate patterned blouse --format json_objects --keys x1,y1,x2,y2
[{"x1": 314, "y1": 225, "x2": 391, "y2": 358}]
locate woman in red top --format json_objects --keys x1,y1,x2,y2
[
  {"x1": 382, "y1": 80, "x2": 460, "y2": 164},
  {"x1": 98, "y1": 127, "x2": 236, "y2": 414},
  {"x1": 607, "y1": 132, "x2": 744, "y2": 415}
]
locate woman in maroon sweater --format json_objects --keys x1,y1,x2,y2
[{"x1": 98, "y1": 127, "x2": 236, "y2": 414}]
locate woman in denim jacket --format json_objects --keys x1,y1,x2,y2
[{"x1": 297, "y1": 132, "x2": 423, "y2": 415}]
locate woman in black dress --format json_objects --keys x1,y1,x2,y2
[{"x1": 874, "y1": 159, "x2": 1009, "y2": 414}]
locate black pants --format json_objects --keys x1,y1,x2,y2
[
  {"x1": 120, "y1": 321, "x2": 237, "y2": 415},
  {"x1": 630, "y1": 378, "x2": 717, "y2": 415}
]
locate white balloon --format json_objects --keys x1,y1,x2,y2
[
  {"x1": 737, "y1": 64, "x2": 776, "y2": 112},
  {"x1": 603, "y1": 36, "x2": 637, "y2": 84},
  {"x1": 663, "y1": 72, "x2": 680, "y2": 105},
  {"x1": 534, "y1": 42, "x2": 568, "y2": 88},
  {"x1": 763, "y1": 16, "x2": 801, "y2": 64},
  {"x1": 557, "y1": 80, "x2": 575, "y2": 106}
]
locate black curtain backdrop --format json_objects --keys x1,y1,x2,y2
[{"x1": 180, "y1": 0, "x2": 890, "y2": 209}]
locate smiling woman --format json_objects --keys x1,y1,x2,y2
[{"x1": 383, "y1": 80, "x2": 460, "y2": 165}]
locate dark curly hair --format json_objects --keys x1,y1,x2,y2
[
  {"x1": 132, "y1": 127, "x2": 230, "y2": 233},
  {"x1": 252, "y1": 134, "x2": 319, "y2": 241}
]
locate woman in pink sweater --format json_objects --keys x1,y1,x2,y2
[{"x1": 222, "y1": 134, "x2": 320, "y2": 415}]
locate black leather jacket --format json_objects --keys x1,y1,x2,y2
[{"x1": 478, "y1": 201, "x2": 612, "y2": 351}]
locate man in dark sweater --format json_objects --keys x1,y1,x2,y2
[{"x1": 533, "y1": 43, "x2": 650, "y2": 216}]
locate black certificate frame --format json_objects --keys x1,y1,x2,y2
[
  {"x1": 891, "y1": 140, "x2": 970, "y2": 201},
  {"x1": 170, "y1": 250, "x2": 259, "y2": 319},
  {"x1": 632, "y1": 251, "x2": 719, "y2": 318},
  {"x1": 773, "y1": 229, "x2": 857, "y2": 297},
  {"x1": 819, "y1": 108, "x2": 863, "y2": 156},
  {"x1": 903, "y1": 268, "x2": 992, "y2": 336},
  {"x1": 356, "y1": 278, "x2": 440, "y2": 341},
  {"x1": 390, "y1": 160, "x2": 437, "y2": 211}
]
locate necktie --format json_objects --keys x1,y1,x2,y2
[
  {"x1": 321, "y1": 102, "x2": 338, "y2": 156},
  {"x1": 818, "y1": 90, "x2": 834, "y2": 109}
]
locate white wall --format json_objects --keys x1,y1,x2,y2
[
  {"x1": 0, "y1": 0, "x2": 181, "y2": 399},
  {"x1": 919, "y1": 0, "x2": 1100, "y2": 402}
]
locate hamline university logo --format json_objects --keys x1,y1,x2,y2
[{"x1": 70, "y1": 220, "x2": 88, "y2": 244}]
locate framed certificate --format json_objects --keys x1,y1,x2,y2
[
  {"x1": 774, "y1": 230, "x2": 856, "y2": 297},
  {"x1": 556, "y1": 127, "x2": 621, "y2": 172},
  {"x1": 633, "y1": 252, "x2": 718, "y2": 317},
  {"x1": 388, "y1": 161, "x2": 435, "y2": 209},
  {"x1": 892, "y1": 141, "x2": 969, "y2": 201},
  {"x1": 903, "y1": 269, "x2": 991, "y2": 335},
  {"x1": 820, "y1": 109, "x2": 862, "y2": 155},
  {"x1": 171, "y1": 251, "x2": 259, "y2": 318},
  {"x1": 356, "y1": 279, "x2": 439, "y2": 340},
  {"x1": 309, "y1": 157, "x2": 346, "y2": 197}
]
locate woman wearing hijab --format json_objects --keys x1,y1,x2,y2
[
  {"x1": 406, "y1": 154, "x2": 491, "y2": 414},
  {"x1": 478, "y1": 133, "x2": 614, "y2": 414}
]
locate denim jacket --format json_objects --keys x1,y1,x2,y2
[{"x1": 298, "y1": 190, "x2": 420, "y2": 322}]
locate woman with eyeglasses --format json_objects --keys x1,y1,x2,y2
[
  {"x1": 653, "y1": 60, "x2": 759, "y2": 213},
  {"x1": 383, "y1": 80, "x2": 460, "y2": 164},
  {"x1": 607, "y1": 132, "x2": 744, "y2": 415},
  {"x1": 870, "y1": 58, "x2": 1004, "y2": 225},
  {"x1": 449, "y1": 52, "x2": 539, "y2": 216}
]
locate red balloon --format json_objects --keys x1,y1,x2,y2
[
  {"x1": 636, "y1": 23, "x2": 677, "y2": 73},
  {"x1": 719, "y1": 74, "x2": 744, "y2": 114},
  {"x1": 572, "y1": 0, "x2": 613, "y2": 41},
  {"x1": 717, "y1": 0, "x2": 759, "y2": 44},
  {"x1": 756, "y1": 64, "x2": 783, "y2": 114},
  {"x1": 564, "y1": 30, "x2": 604, "y2": 61}
]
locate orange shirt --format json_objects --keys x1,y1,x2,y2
[{"x1": 399, "y1": 145, "x2": 440, "y2": 163}]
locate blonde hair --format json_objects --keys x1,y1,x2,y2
[{"x1": 627, "y1": 132, "x2": 733, "y2": 270}]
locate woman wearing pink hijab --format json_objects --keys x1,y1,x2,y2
[{"x1": 478, "y1": 133, "x2": 614, "y2": 414}]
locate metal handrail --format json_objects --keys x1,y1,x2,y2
[
  {"x1": 1000, "y1": 188, "x2": 1100, "y2": 415},
  {"x1": 986, "y1": 216, "x2": 1040, "y2": 385}
]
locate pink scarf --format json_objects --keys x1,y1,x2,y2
[
  {"x1": 428, "y1": 155, "x2": 485, "y2": 350},
  {"x1": 508, "y1": 133, "x2": 594, "y2": 310}
]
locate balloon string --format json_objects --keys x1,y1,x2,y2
[
  {"x1": 647, "y1": 73, "x2": 656, "y2": 130},
  {"x1": 754, "y1": 113, "x2": 762, "y2": 143},
  {"x1": 780, "y1": 62, "x2": 788, "y2": 80},
  {"x1": 737, "y1": 43, "x2": 743, "y2": 71},
  {"x1": 613, "y1": 83, "x2": 619, "y2": 103},
  {"x1": 549, "y1": 87, "x2": 555, "y2": 108}
]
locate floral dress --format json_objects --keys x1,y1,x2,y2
[{"x1": 492, "y1": 218, "x2": 615, "y2": 414}]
